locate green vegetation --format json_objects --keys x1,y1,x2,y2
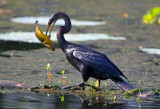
[
  {"x1": 60, "y1": 95, "x2": 64, "y2": 102},
  {"x1": 44, "y1": 63, "x2": 53, "y2": 81},
  {"x1": 124, "y1": 88, "x2": 140, "y2": 96},
  {"x1": 1, "y1": 1, "x2": 160, "y2": 107},
  {"x1": 142, "y1": 7, "x2": 160, "y2": 24},
  {"x1": 150, "y1": 88, "x2": 160, "y2": 95},
  {"x1": 58, "y1": 70, "x2": 67, "y2": 86}
]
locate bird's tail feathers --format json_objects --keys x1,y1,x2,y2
[{"x1": 111, "y1": 79, "x2": 135, "y2": 91}]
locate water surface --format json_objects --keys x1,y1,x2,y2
[
  {"x1": 11, "y1": 16, "x2": 106, "y2": 26},
  {"x1": 139, "y1": 46, "x2": 160, "y2": 55},
  {"x1": 0, "y1": 32, "x2": 126, "y2": 43},
  {"x1": 0, "y1": 93, "x2": 159, "y2": 109}
]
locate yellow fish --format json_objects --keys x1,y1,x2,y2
[{"x1": 35, "y1": 20, "x2": 55, "y2": 51}]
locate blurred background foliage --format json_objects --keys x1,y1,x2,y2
[{"x1": 142, "y1": 7, "x2": 160, "y2": 24}]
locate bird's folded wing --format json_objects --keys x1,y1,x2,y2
[{"x1": 73, "y1": 50, "x2": 123, "y2": 80}]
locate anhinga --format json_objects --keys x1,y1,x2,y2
[{"x1": 46, "y1": 12, "x2": 135, "y2": 91}]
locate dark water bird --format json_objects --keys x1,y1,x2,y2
[{"x1": 46, "y1": 12, "x2": 135, "y2": 91}]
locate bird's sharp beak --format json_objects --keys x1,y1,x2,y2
[
  {"x1": 46, "y1": 24, "x2": 50, "y2": 35},
  {"x1": 46, "y1": 23, "x2": 54, "y2": 36},
  {"x1": 49, "y1": 24, "x2": 54, "y2": 36}
]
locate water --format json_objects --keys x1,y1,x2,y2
[
  {"x1": 0, "y1": 32, "x2": 126, "y2": 43},
  {"x1": 11, "y1": 16, "x2": 106, "y2": 26},
  {"x1": 139, "y1": 46, "x2": 160, "y2": 55},
  {"x1": 1, "y1": 1, "x2": 160, "y2": 109},
  {"x1": 0, "y1": 93, "x2": 159, "y2": 109}
]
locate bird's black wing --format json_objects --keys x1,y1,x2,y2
[
  {"x1": 102, "y1": 54, "x2": 128, "y2": 81},
  {"x1": 73, "y1": 49, "x2": 124, "y2": 80}
]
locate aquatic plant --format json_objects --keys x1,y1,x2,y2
[
  {"x1": 87, "y1": 80, "x2": 93, "y2": 106},
  {"x1": 113, "y1": 96, "x2": 117, "y2": 103},
  {"x1": 30, "y1": 84, "x2": 61, "y2": 93},
  {"x1": 142, "y1": 7, "x2": 160, "y2": 24},
  {"x1": 0, "y1": 91, "x2": 5, "y2": 94},
  {"x1": 44, "y1": 63, "x2": 53, "y2": 81},
  {"x1": 60, "y1": 95, "x2": 64, "y2": 102},
  {"x1": 124, "y1": 88, "x2": 140, "y2": 96},
  {"x1": 150, "y1": 88, "x2": 160, "y2": 95},
  {"x1": 136, "y1": 80, "x2": 142, "y2": 101},
  {"x1": 88, "y1": 99, "x2": 93, "y2": 106},
  {"x1": 58, "y1": 70, "x2": 68, "y2": 86}
]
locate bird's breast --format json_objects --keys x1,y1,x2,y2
[{"x1": 65, "y1": 53, "x2": 81, "y2": 72}]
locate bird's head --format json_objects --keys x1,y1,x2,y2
[
  {"x1": 46, "y1": 12, "x2": 61, "y2": 35},
  {"x1": 46, "y1": 12, "x2": 71, "y2": 35}
]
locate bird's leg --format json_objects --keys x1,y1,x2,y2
[
  {"x1": 62, "y1": 71, "x2": 88, "y2": 89},
  {"x1": 96, "y1": 79, "x2": 100, "y2": 87},
  {"x1": 63, "y1": 66, "x2": 91, "y2": 90}
]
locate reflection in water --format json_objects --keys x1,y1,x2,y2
[
  {"x1": 0, "y1": 93, "x2": 159, "y2": 109},
  {"x1": 137, "y1": 100, "x2": 141, "y2": 109},
  {"x1": 0, "y1": 32, "x2": 126, "y2": 43},
  {"x1": 81, "y1": 100, "x2": 127, "y2": 109},
  {"x1": 11, "y1": 16, "x2": 106, "y2": 26},
  {"x1": 0, "y1": 93, "x2": 126, "y2": 109}
]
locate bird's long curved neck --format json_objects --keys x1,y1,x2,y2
[{"x1": 54, "y1": 13, "x2": 71, "y2": 52}]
